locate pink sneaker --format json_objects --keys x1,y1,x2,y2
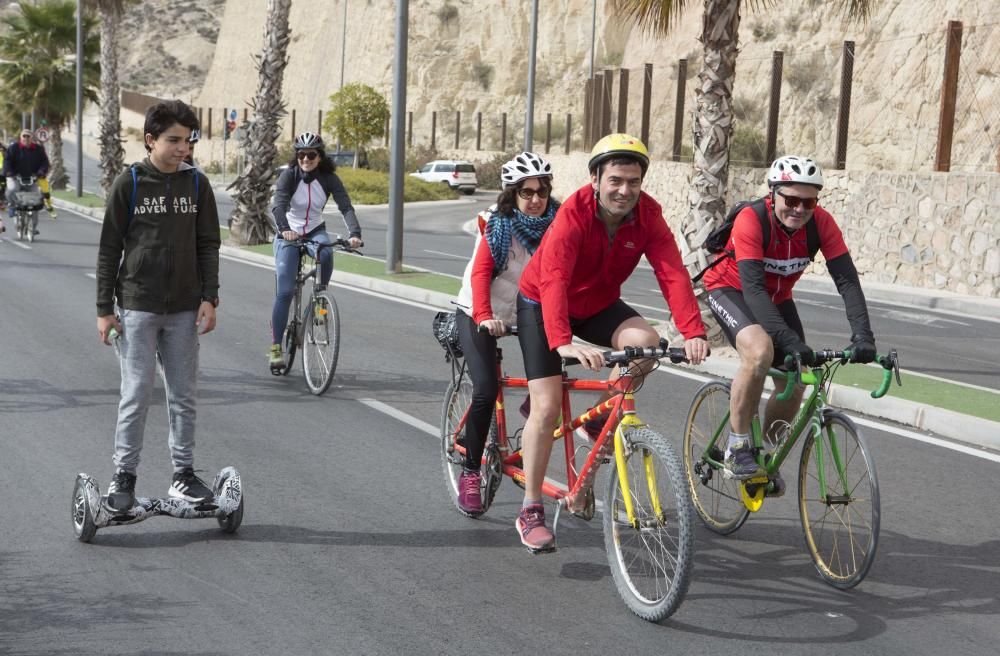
[
  {"x1": 515, "y1": 504, "x2": 556, "y2": 553},
  {"x1": 457, "y1": 470, "x2": 483, "y2": 514}
]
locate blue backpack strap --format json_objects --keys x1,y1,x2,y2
[{"x1": 126, "y1": 164, "x2": 138, "y2": 234}]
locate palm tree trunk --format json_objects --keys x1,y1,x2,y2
[
  {"x1": 228, "y1": 0, "x2": 292, "y2": 246},
  {"x1": 48, "y1": 123, "x2": 69, "y2": 189},
  {"x1": 676, "y1": 0, "x2": 742, "y2": 344},
  {"x1": 97, "y1": 0, "x2": 125, "y2": 196}
]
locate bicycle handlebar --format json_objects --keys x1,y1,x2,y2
[
  {"x1": 776, "y1": 348, "x2": 901, "y2": 401},
  {"x1": 562, "y1": 343, "x2": 688, "y2": 369},
  {"x1": 476, "y1": 324, "x2": 519, "y2": 336},
  {"x1": 290, "y1": 236, "x2": 364, "y2": 255}
]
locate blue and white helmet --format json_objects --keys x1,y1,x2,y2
[{"x1": 501, "y1": 152, "x2": 553, "y2": 189}]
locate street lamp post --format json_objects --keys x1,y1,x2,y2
[
  {"x1": 524, "y1": 0, "x2": 539, "y2": 151},
  {"x1": 75, "y1": 0, "x2": 83, "y2": 197}
]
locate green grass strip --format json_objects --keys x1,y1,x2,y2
[
  {"x1": 831, "y1": 363, "x2": 1000, "y2": 422},
  {"x1": 52, "y1": 188, "x2": 104, "y2": 208},
  {"x1": 221, "y1": 227, "x2": 461, "y2": 296}
]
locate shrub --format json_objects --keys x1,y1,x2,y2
[
  {"x1": 472, "y1": 61, "x2": 494, "y2": 91},
  {"x1": 336, "y1": 167, "x2": 457, "y2": 204},
  {"x1": 434, "y1": 2, "x2": 458, "y2": 24},
  {"x1": 729, "y1": 124, "x2": 768, "y2": 168},
  {"x1": 470, "y1": 151, "x2": 514, "y2": 191}
]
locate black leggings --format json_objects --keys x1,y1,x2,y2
[{"x1": 456, "y1": 312, "x2": 498, "y2": 470}]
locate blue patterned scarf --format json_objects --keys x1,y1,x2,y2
[{"x1": 484, "y1": 200, "x2": 559, "y2": 278}]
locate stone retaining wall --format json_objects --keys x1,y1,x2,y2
[{"x1": 445, "y1": 148, "x2": 1000, "y2": 298}]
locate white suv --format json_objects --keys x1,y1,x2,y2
[{"x1": 410, "y1": 160, "x2": 477, "y2": 194}]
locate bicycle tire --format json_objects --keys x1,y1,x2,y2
[
  {"x1": 281, "y1": 318, "x2": 298, "y2": 375},
  {"x1": 798, "y1": 410, "x2": 880, "y2": 589},
  {"x1": 439, "y1": 377, "x2": 499, "y2": 518},
  {"x1": 603, "y1": 427, "x2": 694, "y2": 622},
  {"x1": 682, "y1": 380, "x2": 749, "y2": 534},
  {"x1": 302, "y1": 291, "x2": 340, "y2": 395}
]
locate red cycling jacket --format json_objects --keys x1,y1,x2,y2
[
  {"x1": 519, "y1": 185, "x2": 705, "y2": 349},
  {"x1": 703, "y1": 197, "x2": 849, "y2": 304}
]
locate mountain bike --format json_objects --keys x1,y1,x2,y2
[
  {"x1": 440, "y1": 335, "x2": 695, "y2": 622},
  {"x1": 683, "y1": 349, "x2": 901, "y2": 589},
  {"x1": 272, "y1": 236, "x2": 362, "y2": 395}
]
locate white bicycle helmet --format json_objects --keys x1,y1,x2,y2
[
  {"x1": 294, "y1": 131, "x2": 323, "y2": 150},
  {"x1": 767, "y1": 155, "x2": 824, "y2": 189},
  {"x1": 501, "y1": 151, "x2": 553, "y2": 189}
]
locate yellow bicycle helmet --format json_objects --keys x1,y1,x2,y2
[{"x1": 588, "y1": 133, "x2": 649, "y2": 175}]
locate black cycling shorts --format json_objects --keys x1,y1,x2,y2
[
  {"x1": 707, "y1": 287, "x2": 804, "y2": 368},
  {"x1": 516, "y1": 295, "x2": 641, "y2": 381}
]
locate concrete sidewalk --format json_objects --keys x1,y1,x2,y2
[{"x1": 57, "y1": 196, "x2": 999, "y2": 453}]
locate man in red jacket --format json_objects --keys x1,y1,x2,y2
[{"x1": 513, "y1": 133, "x2": 710, "y2": 552}]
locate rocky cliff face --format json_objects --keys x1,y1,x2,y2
[{"x1": 172, "y1": 0, "x2": 998, "y2": 173}]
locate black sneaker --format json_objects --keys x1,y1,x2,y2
[
  {"x1": 168, "y1": 468, "x2": 214, "y2": 503},
  {"x1": 106, "y1": 471, "x2": 137, "y2": 510},
  {"x1": 724, "y1": 440, "x2": 764, "y2": 480}
]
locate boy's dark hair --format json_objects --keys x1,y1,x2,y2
[
  {"x1": 143, "y1": 100, "x2": 200, "y2": 152},
  {"x1": 287, "y1": 147, "x2": 334, "y2": 174}
]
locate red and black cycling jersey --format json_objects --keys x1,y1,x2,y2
[{"x1": 703, "y1": 197, "x2": 848, "y2": 304}]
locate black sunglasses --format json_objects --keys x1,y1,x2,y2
[
  {"x1": 296, "y1": 151, "x2": 319, "y2": 161},
  {"x1": 775, "y1": 189, "x2": 818, "y2": 210},
  {"x1": 517, "y1": 187, "x2": 550, "y2": 200}
]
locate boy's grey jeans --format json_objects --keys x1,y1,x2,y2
[{"x1": 113, "y1": 308, "x2": 199, "y2": 474}]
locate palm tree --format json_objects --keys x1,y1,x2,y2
[
  {"x1": 611, "y1": 0, "x2": 872, "y2": 340},
  {"x1": 228, "y1": 0, "x2": 293, "y2": 246},
  {"x1": 91, "y1": 0, "x2": 131, "y2": 195},
  {"x1": 0, "y1": 0, "x2": 99, "y2": 190}
]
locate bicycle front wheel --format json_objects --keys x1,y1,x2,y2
[
  {"x1": 798, "y1": 410, "x2": 880, "y2": 589},
  {"x1": 603, "y1": 427, "x2": 693, "y2": 622},
  {"x1": 683, "y1": 380, "x2": 749, "y2": 534},
  {"x1": 439, "y1": 376, "x2": 499, "y2": 518},
  {"x1": 302, "y1": 291, "x2": 341, "y2": 395}
]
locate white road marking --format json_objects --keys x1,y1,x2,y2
[
  {"x1": 423, "y1": 249, "x2": 468, "y2": 260},
  {"x1": 358, "y1": 398, "x2": 438, "y2": 436},
  {"x1": 85, "y1": 272, "x2": 96, "y2": 279},
  {"x1": 1, "y1": 238, "x2": 32, "y2": 250}
]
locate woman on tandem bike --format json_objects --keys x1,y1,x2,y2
[
  {"x1": 268, "y1": 132, "x2": 363, "y2": 373},
  {"x1": 448, "y1": 152, "x2": 559, "y2": 514}
]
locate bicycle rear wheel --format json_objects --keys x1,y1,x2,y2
[
  {"x1": 683, "y1": 380, "x2": 749, "y2": 534},
  {"x1": 439, "y1": 375, "x2": 499, "y2": 518},
  {"x1": 799, "y1": 410, "x2": 880, "y2": 589},
  {"x1": 302, "y1": 291, "x2": 340, "y2": 395},
  {"x1": 603, "y1": 427, "x2": 693, "y2": 622}
]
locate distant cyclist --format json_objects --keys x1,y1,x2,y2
[
  {"x1": 702, "y1": 155, "x2": 876, "y2": 481},
  {"x1": 4, "y1": 129, "x2": 56, "y2": 224},
  {"x1": 452, "y1": 152, "x2": 559, "y2": 514},
  {"x1": 514, "y1": 133, "x2": 709, "y2": 552},
  {"x1": 268, "y1": 132, "x2": 362, "y2": 372}
]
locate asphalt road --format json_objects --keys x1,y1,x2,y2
[{"x1": 0, "y1": 210, "x2": 997, "y2": 654}]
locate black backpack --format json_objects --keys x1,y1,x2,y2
[{"x1": 691, "y1": 198, "x2": 820, "y2": 283}]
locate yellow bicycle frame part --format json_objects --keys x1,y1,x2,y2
[{"x1": 612, "y1": 398, "x2": 658, "y2": 529}]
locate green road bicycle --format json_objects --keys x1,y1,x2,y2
[{"x1": 683, "y1": 349, "x2": 901, "y2": 588}]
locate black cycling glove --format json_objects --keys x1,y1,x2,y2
[
  {"x1": 789, "y1": 342, "x2": 815, "y2": 367},
  {"x1": 849, "y1": 333, "x2": 877, "y2": 364}
]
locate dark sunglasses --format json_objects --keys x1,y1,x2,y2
[
  {"x1": 517, "y1": 187, "x2": 550, "y2": 200},
  {"x1": 775, "y1": 189, "x2": 818, "y2": 210},
  {"x1": 296, "y1": 151, "x2": 319, "y2": 161}
]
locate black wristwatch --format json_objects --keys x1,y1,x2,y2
[{"x1": 201, "y1": 296, "x2": 220, "y2": 308}]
